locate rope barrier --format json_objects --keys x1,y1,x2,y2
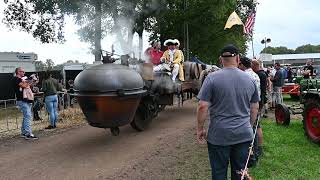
[{"x1": 239, "y1": 113, "x2": 261, "y2": 180}]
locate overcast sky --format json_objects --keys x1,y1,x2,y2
[
  {"x1": 0, "y1": 0, "x2": 319, "y2": 64},
  {"x1": 248, "y1": 0, "x2": 320, "y2": 57}
]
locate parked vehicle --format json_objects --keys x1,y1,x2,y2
[{"x1": 275, "y1": 79, "x2": 320, "y2": 144}]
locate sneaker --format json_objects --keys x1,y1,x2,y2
[
  {"x1": 33, "y1": 117, "x2": 42, "y2": 121},
  {"x1": 45, "y1": 125, "x2": 55, "y2": 129},
  {"x1": 25, "y1": 134, "x2": 38, "y2": 140},
  {"x1": 247, "y1": 155, "x2": 258, "y2": 168},
  {"x1": 20, "y1": 134, "x2": 27, "y2": 138}
]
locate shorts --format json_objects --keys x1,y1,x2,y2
[{"x1": 272, "y1": 86, "x2": 283, "y2": 104}]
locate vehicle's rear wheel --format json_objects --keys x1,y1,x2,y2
[
  {"x1": 275, "y1": 104, "x2": 291, "y2": 126},
  {"x1": 303, "y1": 101, "x2": 320, "y2": 144},
  {"x1": 130, "y1": 107, "x2": 152, "y2": 132}
]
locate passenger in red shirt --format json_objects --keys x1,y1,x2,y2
[{"x1": 146, "y1": 41, "x2": 163, "y2": 65}]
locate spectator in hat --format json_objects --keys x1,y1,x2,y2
[
  {"x1": 197, "y1": 45, "x2": 259, "y2": 180},
  {"x1": 174, "y1": 39, "x2": 185, "y2": 62},
  {"x1": 153, "y1": 39, "x2": 185, "y2": 82}
]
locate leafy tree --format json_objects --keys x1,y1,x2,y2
[
  {"x1": 34, "y1": 60, "x2": 46, "y2": 71},
  {"x1": 45, "y1": 59, "x2": 54, "y2": 70},
  {"x1": 261, "y1": 44, "x2": 320, "y2": 54},
  {"x1": 3, "y1": 0, "x2": 117, "y2": 61},
  {"x1": 3, "y1": 0, "x2": 257, "y2": 64},
  {"x1": 295, "y1": 44, "x2": 320, "y2": 54},
  {"x1": 148, "y1": 0, "x2": 257, "y2": 64},
  {"x1": 261, "y1": 46, "x2": 295, "y2": 54}
]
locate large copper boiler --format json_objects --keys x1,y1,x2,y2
[{"x1": 73, "y1": 63, "x2": 146, "y2": 134}]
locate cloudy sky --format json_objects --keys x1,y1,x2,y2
[
  {"x1": 0, "y1": 0, "x2": 319, "y2": 64},
  {"x1": 248, "y1": 0, "x2": 320, "y2": 57}
]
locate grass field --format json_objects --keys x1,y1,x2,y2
[
  {"x1": 250, "y1": 119, "x2": 320, "y2": 179},
  {"x1": 172, "y1": 96, "x2": 320, "y2": 179},
  {"x1": 174, "y1": 94, "x2": 319, "y2": 180},
  {"x1": 173, "y1": 119, "x2": 320, "y2": 180}
]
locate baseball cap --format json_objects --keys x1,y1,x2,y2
[
  {"x1": 220, "y1": 45, "x2": 239, "y2": 57},
  {"x1": 240, "y1": 56, "x2": 252, "y2": 68}
]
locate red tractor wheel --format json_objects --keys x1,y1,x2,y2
[
  {"x1": 275, "y1": 104, "x2": 291, "y2": 126},
  {"x1": 303, "y1": 102, "x2": 320, "y2": 144}
]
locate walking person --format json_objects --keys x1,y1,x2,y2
[
  {"x1": 238, "y1": 57, "x2": 261, "y2": 167},
  {"x1": 197, "y1": 45, "x2": 259, "y2": 180},
  {"x1": 42, "y1": 71, "x2": 62, "y2": 129},
  {"x1": 252, "y1": 59, "x2": 268, "y2": 157},
  {"x1": 271, "y1": 63, "x2": 285, "y2": 107},
  {"x1": 12, "y1": 67, "x2": 38, "y2": 140}
]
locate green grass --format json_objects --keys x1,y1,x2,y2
[
  {"x1": 173, "y1": 120, "x2": 320, "y2": 180},
  {"x1": 250, "y1": 120, "x2": 320, "y2": 179},
  {"x1": 282, "y1": 94, "x2": 300, "y2": 106}
]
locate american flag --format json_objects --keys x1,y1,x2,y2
[{"x1": 244, "y1": 11, "x2": 256, "y2": 34}]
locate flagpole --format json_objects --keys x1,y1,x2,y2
[{"x1": 251, "y1": 34, "x2": 255, "y2": 58}]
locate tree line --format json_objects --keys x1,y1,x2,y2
[
  {"x1": 261, "y1": 44, "x2": 320, "y2": 55},
  {"x1": 3, "y1": 0, "x2": 257, "y2": 64}
]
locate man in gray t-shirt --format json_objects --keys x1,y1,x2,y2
[{"x1": 197, "y1": 45, "x2": 259, "y2": 180}]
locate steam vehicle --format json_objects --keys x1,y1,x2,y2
[{"x1": 73, "y1": 50, "x2": 208, "y2": 136}]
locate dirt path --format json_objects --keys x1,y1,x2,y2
[{"x1": 0, "y1": 100, "x2": 199, "y2": 180}]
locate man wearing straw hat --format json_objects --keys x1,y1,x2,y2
[{"x1": 153, "y1": 39, "x2": 184, "y2": 82}]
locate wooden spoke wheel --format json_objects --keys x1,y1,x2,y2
[
  {"x1": 130, "y1": 108, "x2": 152, "y2": 132},
  {"x1": 303, "y1": 102, "x2": 320, "y2": 144},
  {"x1": 275, "y1": 104, "x2": 291, "y2": 126}
]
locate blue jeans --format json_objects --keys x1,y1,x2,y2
[
  {"x1": 17, "y1": 101, "x2": 33, "y2": 136},
  {"x1": 45, "y1": 95, "x2": 58, "y2": 127},
  {"x1": 207, "y1": 141, "x2": 251, "y2": 180}
]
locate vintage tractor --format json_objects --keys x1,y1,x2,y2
[
  {"x1": 281, "y1": 76, "x2": 303, "y2": 100},
  {"x1": 275, "y1": 79, "x2": 320, "y2": 144}
]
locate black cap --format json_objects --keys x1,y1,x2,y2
[
  {"x1": 240, "y1": 56, "x2": 252, "y2": 68},
  {"x1": 220, "y1": 45, "x2": 239, "y2": 57}
]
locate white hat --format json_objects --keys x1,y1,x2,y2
[
  {"x1": 174, "y1": 39, "x2": 180, "y2": 47},
  {"x1": 164, "y1": 39, "x2": 178, "y2": 46}
]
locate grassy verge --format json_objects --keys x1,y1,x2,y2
[
  {"x1": 173, "y1": 119, "x2": 320, "y2": 180},
  {"x1": 250, "y1": 120, "x2": 320, "y2": 179}
]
